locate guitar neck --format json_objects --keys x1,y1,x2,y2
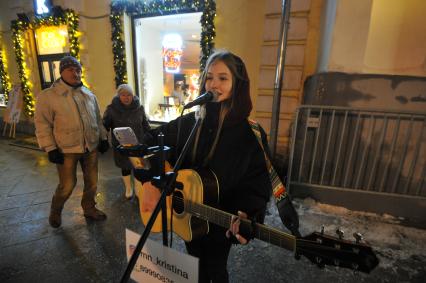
[{"x1": 185, "y1": 199, "x2": 296, "y2": 252}]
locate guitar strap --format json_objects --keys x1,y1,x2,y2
[{"x1": 248, "y1": 119, "x2": 288, "y2": 203}]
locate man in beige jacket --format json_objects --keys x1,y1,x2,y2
[{"x1": 34, "y1": 56, "x2": 109, "y2": 228}]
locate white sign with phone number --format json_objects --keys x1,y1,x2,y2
[{"x1": 126, "y1": 229, "x2": 199, "y2": 283}]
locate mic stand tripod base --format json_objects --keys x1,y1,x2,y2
[
  {"x1": 120, "y1": 172, "x2": 176, "y2": 283},
  {"x1": 120, "y1": 114, "x2": 203, "y2": 283}
]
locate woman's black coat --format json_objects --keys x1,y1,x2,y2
[
  {"x1": 144, "y1": 103, "x2": 271, "y2": 220},
  {"x1": 103, "y1": 95, "x2": 150, "y2": 170}
]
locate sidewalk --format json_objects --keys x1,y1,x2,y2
[{"x1": 0, "y1": 135, "x2": 425, "y2": 282}]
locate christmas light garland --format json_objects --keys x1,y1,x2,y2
[
  {"x1": 11, "y1": 9, "x2": 81, "y2": 117},
  {"x1": 0, "y1": 47, "x2": 12, "y2": 103},
  {"x1": 110, "y1": 0, "x2": 216, "y2": 88}
]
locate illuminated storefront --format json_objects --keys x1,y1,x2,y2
[
  {"x1": 133, "y1": 12, "x2": 202, "y2": 123},
  {"x1": 34, "y1": 25, "x2": 70, "y2": 89}
]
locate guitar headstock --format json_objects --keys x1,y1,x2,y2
[{"x1": 296, "y1": 228, "x2": 379, "y2": 273}]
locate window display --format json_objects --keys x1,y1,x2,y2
[{"x1": 134, "y1": 12, "x2": 202, "y2": 122}]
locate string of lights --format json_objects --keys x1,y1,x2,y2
[
  {"x1": 0, "y1": 47, "x2": 12, "y2": 103},
  {"x1": 110, "y1": 0, "x2": 216, "y2": 88},
  {"x1": 11, "y1": 19, "x2": 33, "y2": 117},
  {"x1": 10, "y1": 9, "x2": 81, "y2": 117}
]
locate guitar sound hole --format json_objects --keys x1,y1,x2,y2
[{"x1": 173, "y1": 191, "x2": 184, "y2": 214}]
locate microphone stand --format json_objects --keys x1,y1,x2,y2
[{"x1": 120, "y1": 111, "x2": 204, "y2": 283}]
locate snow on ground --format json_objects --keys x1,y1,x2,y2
[{"x1": 290, "y1": 198, "x2": 425, "y2": 270}]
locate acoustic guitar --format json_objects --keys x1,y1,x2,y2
[{"x1": 140, "y1": 167, "x2": 379, "y2": 273}]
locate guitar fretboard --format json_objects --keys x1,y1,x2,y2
[{"x1": 174, "y1": 196, "x2": 296, "y2": 252}]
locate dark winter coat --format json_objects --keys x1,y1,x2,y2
[
  {"x1": 144, "y1": 102, "x2": 271, "y2": 219},
  {"x1": 103, "y1": 95, "x2": 150, "y2": 169},
  {"x1": 142, "y1": 102, "x2": 271, "y2": 279},
  {"x1": 139, "y1": 51, "x2": 271, "y2": 281}
]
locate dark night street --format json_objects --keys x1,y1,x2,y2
[{"x1": 0, "y1": 136, "x2": 425, "y2": 283}]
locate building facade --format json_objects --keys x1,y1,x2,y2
[{"x1": 0, "y1": 0, "x2": 426, "y2": 169}]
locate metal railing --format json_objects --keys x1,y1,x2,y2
[{"x1": 287, "y1": 105, "x2": 426, "y2": 197}]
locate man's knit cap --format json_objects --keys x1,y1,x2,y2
[{"x1": 59, "y1": 56, "x2": 81, "y2": 73}]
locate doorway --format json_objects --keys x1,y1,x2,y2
[
  {"x1": 37, "y1": 54, "x2": 65, "y2": 89},
  {"x1": 34, "y1": 25, "x2": 70, "y2": 89}
]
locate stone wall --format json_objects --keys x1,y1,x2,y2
[
  {"x1": 303, "y1": 72, "x2": 426, "y2": 112},
  {"x1": 255, "y1": 0, "x2": 322, "y2": 162}
]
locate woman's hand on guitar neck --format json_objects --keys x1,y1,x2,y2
[
  {"x1": 226, "y1": 211, "x2": 249, "y2": 245},
  {"x1": 140, "y1": 182, "x2": 161, "y2": 212}
]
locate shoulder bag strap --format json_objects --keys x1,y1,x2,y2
[{"x1": 248, "y1": 119, "x2": 288, "y2": 203}]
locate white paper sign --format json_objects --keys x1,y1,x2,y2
[
  {"x1": 10, "y1": 109, "x2": 21, "y2": 123},
  {"x1": 126, "y1": 228, "x2": 199, "y2": 283},
  {"x1": 4, "y1": 85, "x2": 22, "y2": 124}
]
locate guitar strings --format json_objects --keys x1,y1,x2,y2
[
  {"x1": 167, "y1": 194, "x2": 293, "y2": 248},
  {"x1": 159, "y1": 195, "x2": 370, "y2": 270}
]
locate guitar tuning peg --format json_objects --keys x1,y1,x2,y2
[
  {"x1": 316, "y1": 257, "x2": 325, "y2": 269},
  {"x1": 336, "y1": 228, "x2": 344, "y2": 239},
  {"x1": 334, "y1": 259, "x2": 340, "y2": 266},
  {"x1": 294, "y1": 252, "x2": 301, "y2": 260},
  {"x1": 320, "y1": 225, "x2": 325, "y2": 235},
  {"x1": 353, "y1": 232, "x2": 363, "y2": 243}
]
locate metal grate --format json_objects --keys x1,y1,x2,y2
[{"x1": 287, "y1": 105, "x2": 426, "y2": 197}]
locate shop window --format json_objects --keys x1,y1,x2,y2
[
  {"x1": 134, "y1": 12, "x2": 202, "y2": 122},
  {"x1": 34, "y1": 25, "x2": 70, "y2": 89}
]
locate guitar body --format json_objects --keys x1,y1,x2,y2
[
  {"x1": 140, "y1": 168, "x2": 220, "y2": 242},
  {"x1": 139, "y1": 167, "x2": 379, "y2": 273}
]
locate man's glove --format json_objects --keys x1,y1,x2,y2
[
  {"x1": 48, "y1": 149, "x2": 64, "y2": 164},
  {"x1": 277, "y1": 196, "x2": 301, "y2": 237},
  {"x1": 97, "y1": 140, "x2": 109, "y2": 154}
]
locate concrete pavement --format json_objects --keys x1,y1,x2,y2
[{"x1": 0, "y1": 135, "x2": 425, "y2": 283}]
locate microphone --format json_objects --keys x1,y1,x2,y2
[{"x1": 183, "y1": 91, "x2": 218, "y2": 109}]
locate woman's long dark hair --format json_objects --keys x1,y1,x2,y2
[
  {"x1": 199, "y1": 50, "x2": 252, "y2": 124},
  {"x1": 191, "y1": 50, "x2": 253, "y2": 165}
]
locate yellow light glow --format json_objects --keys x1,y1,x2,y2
[
  {"x1": 35, "y1": 25, "x2": 69, "y2": 55},
  {"x1": 40, "y1": 31, "x2": 66, "y2": 49}
]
